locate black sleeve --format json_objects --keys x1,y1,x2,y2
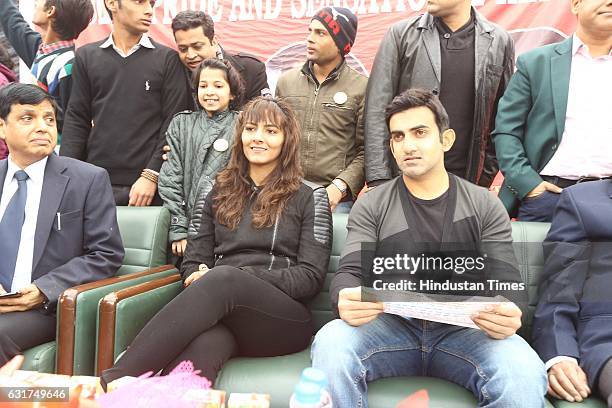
[
  {"x1": 329, "y1": 194, "x2": 378, "y2": 313},
  {"x1": 59, "y1": 50, "x2": 91, "y2": 160},
  {"x1": 479, "y1": 36, "x2": 515, "y2": 188},
  {"x1": 147, "y1": 51, "x2": 192, "y2": 172},
  {"x1": 245, "y1": 58, "x2": 269, "y2": 101},
  {"x1": 181, "y1": 190, "x2": 216, "y2": 281},
  {"x1": 0, "y1": 0, "x2": 41, "y2": 67},
  {"x1": 242, "y1": 187, "x2": 333, "y2": 300},
  {"x1": 364, "y1": 25, "x2": 402, "y2": 184},
  {"x1": 55, "y1": 74, "x2": 72, "y2": 132}
]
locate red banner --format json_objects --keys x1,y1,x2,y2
[
  {"x1": 16, "y1": 0, "x2": 574, "y2": 86},
  {"x1": 71, "y1": 0, "x2": 575, "y2": 72}
]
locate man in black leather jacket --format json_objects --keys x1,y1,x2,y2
[{"x1": 364, "y1": 1, "x2": 514, "y2": 188}]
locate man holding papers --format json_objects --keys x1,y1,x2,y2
[{"x1": 311, "y1": 89, "x2": 547, "y2": 407}]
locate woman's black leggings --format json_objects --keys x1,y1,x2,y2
[{"x1": 101, "y1": 265, "x2": 313, "y2": 386}]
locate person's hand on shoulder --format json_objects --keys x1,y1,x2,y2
[
  {"x1": 162, "y1": 145, "x2": 171, "y2": 161},
  {"x1": 548, "y1": 360, "x2": 590, "y2": 403},
  {"x1": 338, "y1": 286, "x2": 383, "y2": 326},
  {"x1": 471, "y1": 302, "x2": 521, "y2": 340}
]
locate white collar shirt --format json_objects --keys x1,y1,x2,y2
[
  {"x1": 540, "y1": 34, "x2": 612, "y2": 179},
  {"x1": 100, "y1": 33, "x2": 155, "y2": 58},
  {"x1": 0, "y1": 156, "x2": 48, "y2": 291}
]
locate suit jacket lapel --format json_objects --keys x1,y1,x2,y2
[
  {"x1": 0, "y1": 160, "x2": 7, "y2": 199},
  {"x1": 32, "y1": 154, "x2": 68, "y2": 272},
  {"x1": 419, "y1": 14, "x2": 441, "y2": 84},
  {"x1": 551, "y1": 37, "x2": 573, "y2": 142},
  {"x1": 474, "y1": 16, "x2": 494, "y2": 95}
]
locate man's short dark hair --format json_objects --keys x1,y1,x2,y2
[
  {"x1": 171, "y1": 11, "x2": 215, "y2": 43},
  {"x1": 385, "y1": 88, "x2": 450, "y2": 139},
  {"x1": 0, "y1": 84, "x2": 57, "y2": 121},
  {"x1": 45, "y1": 0, "x2": 94, "y2": 40}
]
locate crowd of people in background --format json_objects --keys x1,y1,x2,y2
[{"x1": 0, "y1": 0, "x2": 610, "y2": 406}]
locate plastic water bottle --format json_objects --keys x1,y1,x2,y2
[{"x1": 289, "y1": 368, "x2": 333, "y2": 408}]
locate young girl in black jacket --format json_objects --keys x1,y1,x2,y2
[{"x1": 102, "y1": 97, "x2": 332, "y2": 385}]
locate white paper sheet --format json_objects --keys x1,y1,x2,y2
[{"x1": 383, "y1": 301, "x2": 503, "y2": 329}]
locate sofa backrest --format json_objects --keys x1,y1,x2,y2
[
  {"x1": 116, "y1": 206, "x2": 170, "y2": 274},
  {"x1": 66, "y1": 206, "x2": 170, "y2": 375},
  {"x1": 308, "y1": 213, "x2": 349, "y2": 331},
  {"x1": 308, "y1": 214, "x2": 551, "y2": 342},
  {"x1": 510, "y1": 221, "x2": 551, "y2": 340}
]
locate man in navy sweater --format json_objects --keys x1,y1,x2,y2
[{"x1": 60, "y1": 0, "x2": 191, "y2": 206}]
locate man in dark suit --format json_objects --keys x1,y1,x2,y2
[
  {"x1": 493, "y1": 0, "x2": 611, "y2": 221},
  {"x1": 171, "y1": 10, "x2": 269, "y2": 107},
  {"x1": 0, "y1": 83, "x2": 123, "y2": 365},
  {"x1": 533, "y1": 179, "x2": 612, "y2": 405}
]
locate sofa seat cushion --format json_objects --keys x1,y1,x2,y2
[
  {"x1": 215, "y1": 346, "x2": 559, "y2": 408},
  {"x1": 21, "y1": 341, "x2": 56, "y2": 373},
  {"x1": 552, "y1": 398, "x2": 606, "y2": 408}
]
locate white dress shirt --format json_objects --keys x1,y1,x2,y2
[
  {"x1": 99, "y1": 33, "x2": 155, "y2": 58},
  {"x1": 540, "y1": 34, "x2": 612, "y2": 179},
  {"x1": 0, "y1": 156, "x2": 48, "y2": 292}
]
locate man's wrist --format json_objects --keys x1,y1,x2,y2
[
  {"x1": 331, "y1": 178, "x2": 348, "y2": 198},
  {"x1": 141, "y1": 169, "x2": 159, "y2": 184},
  {"x1": 545, "y1": 356, "x2": 578, "y2": 370}
]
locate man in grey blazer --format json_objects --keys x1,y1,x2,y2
[{"x1": 0, "y1": 83, "x2": 123, "y2": 365}]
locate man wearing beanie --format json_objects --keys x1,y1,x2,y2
[
  {"x1": 364, "y1": 0, "x2": 514, "y2": 189},
  {"x1": 275, "y1": 7, "x2": 367, "y2": 212}
]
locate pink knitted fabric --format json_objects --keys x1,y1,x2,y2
[{"x1": 97, "y1": 361, "x2": 213, "y2": 408}]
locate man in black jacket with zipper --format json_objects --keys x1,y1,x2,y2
[{"x1": 364, "y1": 0, "x2": 514, "y2": 188}]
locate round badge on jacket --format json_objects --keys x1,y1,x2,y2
[
  {"x1": 213, "y1": 138, "x2": 229, "y2": 152},
  {"x1": 333, "y1": 92, "x2": 348, "y2": 105}
]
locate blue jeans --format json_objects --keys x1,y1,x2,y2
[
  {"x1": 517, "y1": 191, "x2": 561, "y2": 222},
  {"x1": 333, "y1": 200, "x2": 354, "y2": 214},
  {"x1": 312, "y1": 315, "x2": 547, "y2": 408}
]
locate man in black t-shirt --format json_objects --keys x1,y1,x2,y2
[
  {"x1": 364, "y1": 0, "x2": 514, "y2": 188},
  {"x1": 312, "y1": 89, "x2": 546, "y2": 407}
]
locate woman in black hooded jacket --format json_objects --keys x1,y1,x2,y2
[{"x1": 102, "y1": 97, "x2": 332, "y2": 386}]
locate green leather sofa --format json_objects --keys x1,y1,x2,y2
[
  {"x1": 99, "y1": 214, "x2": 606, "y2": 407},
  {"x1": 21, "y1": 206, "x2": 173, "y2": 375}
]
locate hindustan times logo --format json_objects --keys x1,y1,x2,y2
[{"x1": 372, "y1": 253, "x2": 487, "y2": 275}]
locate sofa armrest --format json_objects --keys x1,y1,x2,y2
[
  {"x1": 56, "y1": 265, "x2": 177, "y2": 375},
  {"x1": 96, "y1": 274, "x2": 183, "y2": 375}
]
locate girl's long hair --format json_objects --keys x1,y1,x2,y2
[
  {"x1": 192, "y1": 58, "x2": 245, "y2": 111},
  {"x1": 214, "y1": 97, "x2": 303, "y2": 230}
]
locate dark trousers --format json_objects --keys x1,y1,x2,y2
[
  {"x1": 101, "y1": 266, "x2": 313, "y2": 386},
  {"x1": 517, "y1": 191, "x2": 561, "y2": 222},
  {"x1": 599, "y1": 358, "x2": 612, "y2": 407},
  {"x1": 0, "y1": 309, "x2": 56, "y2": 365}
]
